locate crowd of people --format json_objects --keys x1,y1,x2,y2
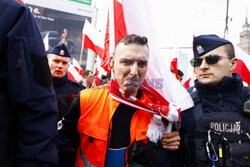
[{"x1": 1, "y1": 0, "x2": 250, "y2": 167}]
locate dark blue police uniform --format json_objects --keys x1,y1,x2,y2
[
  {"x1": 180, "y1": 35, "x2": 250, "y2": 167},
  {"x1": 0, "y1": 0, "x2": 58, "y2": 166},
  {"x1": 48, "y1": 43, "x2": 84, "y2": 167}
]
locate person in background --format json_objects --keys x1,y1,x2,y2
[
  {"x1": 171, "y1": 69, "x2": 184, "y2": 83},
  {"x1": 0, "y1": 0, "x2": 58, "y2": 166},
  {"x1": 82, "y1": 70, "x2": 94, "y2": 89},
  {"x1": 47, "y1": 43, "x2": 84, "y2": 167},
  {"x1": 58, "y1": 34, "x2": 181, "y2": 167},
  {"x1": 59, "y1": 28, "x2": 74, "y2": 53},
  {"x1": 179, "y1": 34, "x2": 250, "y2": 167}
]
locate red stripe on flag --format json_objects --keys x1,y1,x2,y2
[
  {"x1": 83, "y1": 34, "x2": 104, "y2": 57},
  {"x1": 17, "y1": 0, "x2": 24, "y2": 3},
  {"x1": 102, "y1": 12, "x2": 112, "y2": 72},
  {"x1": 67, "y1": 72, "x2": 77, "y2": 82},
  {"x1": 233, "y1": 59, "x2": 250, "y2": 85},
  {"x1": 184, "y1": 78, "x2": 191, "y2": 89},
  {"x1": 74, "y1": 66, "x2": 84, "y2": 76},
  {"x1": 170, "y1": 58, "x2": 178, "y2": 79}
]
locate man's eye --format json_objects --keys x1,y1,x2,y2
[
  {"x1": 138, "y1": 61, "x2": 147, "y2": 67},
  {"x1": 62, "y1": 61, "x2": 68, "y2": 65},
  {"x1": 122, "y1": 60, "x2": 133, "y2": 65},
  {"x1": 54, "y1": 60, "x2": 60, "y2": 63}
]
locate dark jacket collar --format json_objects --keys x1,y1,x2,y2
[
  {"x1": 195, "y1": 73, "x2": 243, "y2": 95},
  {"x1": 53, "y1": 73, "x2": 71, "y2": 93}
]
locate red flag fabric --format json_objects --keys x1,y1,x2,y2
[
  {"x1": 101, "y1": 13, "x2": 112, "y2": 72},
  {"x1": 113, "y1": 0, "x2": 127, "y2": 45},
  {"x1": 17, "y1": 0, "x2": 24, "y2": 4},
  {"x1": 170, "y1": 58, "x2": 178, "y2": 79},
  {"x1": 184, "y1": 78, "x2": 191, "y2": 89},
  {"x1": 233, "y1": 44, "x2": 250, "y2": 86},
  {"x1": 233, "y1": 59, "x2": 250, "y2": 85}
]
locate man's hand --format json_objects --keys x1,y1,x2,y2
[{"x1": 161, "y1": 131, "x2": 181, "y2": 150}]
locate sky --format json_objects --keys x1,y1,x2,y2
[{"x1": 149, "y1": 0, "x2": 250, "y2": 47}]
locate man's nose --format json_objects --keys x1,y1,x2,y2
[
  {"x1": 199, "y1": 58, "x2": 208, "y2": 69},
  {"x1": 57, "y1": 62, "x2": 63, "y2": 68},
  {"x1": 130, "y1": 63, "x2": 139, "y2": 76}
]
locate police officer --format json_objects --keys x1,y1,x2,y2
[
  {"x1": 47, "y1": 43, "x2": 84, "y2": 167},
  {"x1": 180, "y1": 35, "x2": 250, "y2": 167},
  {"x1": 0, "y1": 0, "x2": 58, "y2": 166}
]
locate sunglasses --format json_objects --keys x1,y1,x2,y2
[{"x1": 190, "y1": 54, "x2": 232, "y2": 67}]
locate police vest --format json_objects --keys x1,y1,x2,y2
[{"x1": 190, "y1": 87, "x2": 250, "y2": 167}]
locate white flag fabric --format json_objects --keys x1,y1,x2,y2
[
  {"x1": 82, "y1": 19, "x2": 105, "y2": 57},
  {"x1": 67, "y1": 59, "x2": 83, "y2": 82}
]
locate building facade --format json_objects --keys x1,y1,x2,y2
[{"x1": 238, "y1": 17, "x2": 250, "y2": 55}]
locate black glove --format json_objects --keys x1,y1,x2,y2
[{"x1": 127, "y1": 141, "x2": 156, "y2": 167}]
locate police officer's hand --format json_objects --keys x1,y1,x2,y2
[{"x1": 161, "y1": 131, "x2": 181, "y2": 150}]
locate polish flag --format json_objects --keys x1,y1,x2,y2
[
  {"x1": 72, "y1": 58, "x2": 84, "y2": 77},
  {"x1": 67, "y1": 59, "x2": 83, "y2": 82},
  {"x1": 82, "y1": 19, "x2": 104, "y2": 57},
  {"x1": 233, "y1": 44, "x2": 250, "y2": 86}
]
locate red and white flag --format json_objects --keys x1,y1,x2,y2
[
  {"x1": 67, "y1": 58, "x2": 83, "y2": 82},
  {"x1": 233, "y1": 44, "x2": 250, "y2": 86},
  {"x1": 82, "y1": 19, "x2": 104, "y2": 57}
]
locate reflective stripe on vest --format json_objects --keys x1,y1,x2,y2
[{"x1": 79, "y1": 148, "x2": 95, "y2": 167}]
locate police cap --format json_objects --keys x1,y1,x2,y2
[
  {"x1": 47, "y1": 43, "x2": 71, "y2": 58},
  {"x1": 193, "y1": 34, "x2": 232, "y2": 58}
]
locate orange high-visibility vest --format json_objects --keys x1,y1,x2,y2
[{"x1": 76, "y1": 85, "x2": 153, "y2": 167}]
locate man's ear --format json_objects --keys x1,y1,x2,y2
[
  {"x1": 230, "y1": 58, "x2": 237, "y2": 72},
  {"x1": 110, "y1": 56, "x2": 114, "y2": 69},
  {"x1": 193, "y1": 68, "x2": 197, "y2": 77}
]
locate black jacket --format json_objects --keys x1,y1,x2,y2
[{"x1": 0, "y1": 0, "x2": 58, "y2": 166}]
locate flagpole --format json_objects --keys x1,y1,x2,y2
[{"x1": 79, "y1": 33, "x2": 85, "y2": 81}]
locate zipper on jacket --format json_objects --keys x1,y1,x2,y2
[
  {"x1": 16, "y1": 40, "x2": 31, "y2": 99},
  {"x1": 218, "y1": 92, "x2": 223, "y2": 107},
  {"x1": 16, "y1": 41, "x2": 24, "y2": 69}
]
